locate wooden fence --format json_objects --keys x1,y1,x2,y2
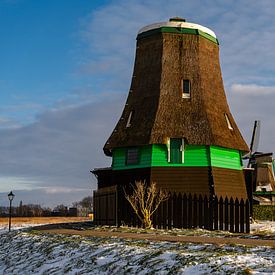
[{"x1": 94, "y1": 190, "x2": 250, "y2": 233}]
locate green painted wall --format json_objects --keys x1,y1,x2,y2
[
  {"x1": 209, "y1": 146, "x2": 242, "y2": 170},
  {"x1": 112, "y1": 144, "x2": 243, "y2": 170},
  {"x1": 112, "y1": 145, "x2": 152, "y2": 170},
  {"x1": 151, "y1": 144, "x2": 210, "y2": 167}
]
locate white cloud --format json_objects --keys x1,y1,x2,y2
[
  {"x1": 44, "y1": 187, "x2": 89, "y2": 194},
  {"x1": 231, "y1": 84, "x2": 275, "y2": 96},
  {"x1": 0, "y1": 176, "x2": 38, "y2": 192},
  {"x1": 0, "y1": 94, "x2": 125, "y2": 195},
  {"x1": 227, "y1": 84, "x2": 275, "y2": 154}
]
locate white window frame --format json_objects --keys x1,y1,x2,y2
[
  {"x1": 126, "y1": 111, "x2": 133, "y2": 128},
  {"x1": 181, "y1": 138, "x2": 185, "y2": 163},
  {"x1": 224, "y1": 113, "x2": 233, "y2": 130},
  {"x1": 167, "y1": 138, "x2": 185, "y2": 163},
  {"x1": 167, "y1": 138, "x2": 171, "y2": 162}
]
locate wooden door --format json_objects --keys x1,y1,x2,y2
[{"x1": 170, "y1": 138, "x2": 182, "y2": 163}]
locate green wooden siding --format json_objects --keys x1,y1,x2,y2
[
  {"x1": 151, "y1": 144, "x2": 210, "y2": 167},
  {"x1": 210, "y1": 146, "x2": 242, "y2": 170},
  {"x1": 112, "y1": 146, "x2": 152, "y2": 170},
  {"x1": 112, "y1": 144, "x2": 243, "y2": 170}
]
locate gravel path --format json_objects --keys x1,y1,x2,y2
[{"x1": 40, "y1": 228, "x2": 275, "y2": 248}]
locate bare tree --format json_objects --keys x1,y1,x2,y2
[
  {"x1": 72, "y1": 196, "x2": 93, "y2": 217},
  {"x1": 124, "y1": 181, "x2": 169, "y2": 229}
]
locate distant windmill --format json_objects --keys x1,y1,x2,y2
[
  {"x1": 244, "y1": 120, "x2": 261, "y2": 168},
  {"x1": 244, "y1": 120, "x2": 275, "y2": 194}
]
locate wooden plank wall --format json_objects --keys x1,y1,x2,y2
[
  {"x1": 212, "y1": 167, "x2": 248, "y2": 199},
  {"x1": 150, "y1": 167, "x2": 210, "y2": 196},
  {"x1": 93, "y1": 187, "x2": 117, "y2": 225}
]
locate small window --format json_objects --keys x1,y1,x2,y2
[
  {"x1": 126, "y1": 111, "x2": 134, "y2": 128},
  {"x1": 182, "y1": 79, "x2": 190, "y2": 98},
  {"x1": 224, "y1": 113, "x2": 233, "y2": 130},
  {"x1": 126, "y1": 148, "x2": 139, "y2": 165}
]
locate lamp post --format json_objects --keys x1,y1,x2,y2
[{"x1": 8, "y1": 191, "x2": 15, "y2": 232}]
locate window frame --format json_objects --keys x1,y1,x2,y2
[
  {"x1": 126, "y1": 147, "x2": 139, "y2": 165},
  {"x1": 182, "y1": 79, "x2": 191, "y2": 99},
  {"x1": 126, "y1": 111, "x2": 134, "y2": 128},
  {"x1": 224, "y1": 113, "x2": 233, "y2": 130}
]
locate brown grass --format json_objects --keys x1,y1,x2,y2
[{"x1": 0, "y1": 217, "x2": 91, "y2": 226}]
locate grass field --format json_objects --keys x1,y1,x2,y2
[{"x1": 0, "y1": 216, "x2": 91, "y2": 226}]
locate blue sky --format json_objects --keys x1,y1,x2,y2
[
  {"x1": 1, "y1": 0, "x2": 275, "y2": 207},
  {"x1": 0, "y1": 0, "x2": 108, "y2": 126}
]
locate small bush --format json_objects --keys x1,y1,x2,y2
[{"x1": 253, "y1": 205, "x2": 275, "y2": 220}]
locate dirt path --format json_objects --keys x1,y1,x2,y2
[{"x1": 39, "y1": 229, "x2": 275, "y2": 248}]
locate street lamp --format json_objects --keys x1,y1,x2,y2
[{"x1": 8, "y1": 191, "x2": 15, "y2": 232}]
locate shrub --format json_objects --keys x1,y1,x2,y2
[{"x1": 253, "y1": 205, "x2": 275, "y2": 221}]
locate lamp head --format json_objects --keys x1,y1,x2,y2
[{"x1": 8, "y1": 191, "x2": 15, "y2": 202}]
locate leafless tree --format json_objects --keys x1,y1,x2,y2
[{"x1": 124, "y1": 181, "x2": 169, "y2": 229}]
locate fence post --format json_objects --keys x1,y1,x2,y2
[
  {"x1": 167, "y1": 192, "x2": 172, "y2": 230},
  {"x1": 229, "y1": 197, "x2": 235, "y2": 232},
  {"x1": 203, "y1": 195, "x2": 209, "y2": 230},
  {"x1": 182, "y1": 193, "x2": 187, "y2": 228},
  {"x1": 193, "y1": 194, "x2": 198, "y2": 228},
  {"x1": 177, "y1": 193, "x2": 183, "y2": 229},
  {"x1": 224, "y1": 197, "x2": 229, "y2": 231},
  {"x1": 163, "y1": 198, "x2": 168, "y2": 229},
  {"x1": 240, "y1": 198, "x2": 245, "y2": 233},
  {"x1": 245, "y1": 199, "x2": 250, "y2": 233},
  {"x1": 198, "y1": 195, "x2": 203, "y2": 228},
  {"x1": 235, "y1": 198, "x2": 240, "y2": 233},
  {"x1": 152, "y1": 208, "x2": 157, "y2": 229},
  {"x1": 172, "y1": 193, "x2": 178, "y2": 228},
  {"x1": 219, "y1": 197, "x2": 224, "y2": 231},
  {"x1": 213, "y1": 196, "x2": 218, "y2": 230},
  {"x1": 187, "y1": 193, "x2": 193, "y2": 228},
  {"x1": 209, "y1": 196, "x2": 213, "y2": 231},
  {"x1": 158, "y1": 200, "x2": 163, "y2": 229}
]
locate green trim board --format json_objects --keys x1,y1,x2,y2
[
  {"x1": 112, "y1": 144, "x2": 242, "y2": 170},
  {"x1": 253, "y1": 191, "x2": 275, "y2": 195},
  {"x1": 137, "y1": 27, "x2": 219, "y2": 45}
]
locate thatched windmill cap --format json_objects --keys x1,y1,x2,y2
[
  {"x1": 138, "y1": 17, "x2": 216, "y2": 40},
  {"x1": 104, "y1": 17, "x2": 248, "y2": 156}
]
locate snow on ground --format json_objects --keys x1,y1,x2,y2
[
  {"x1": 251, "y1": 220, "x2": 275, "y2": 234},
  {"x1": 0, "y1": 222, "x2": 274, "y2": 274}
]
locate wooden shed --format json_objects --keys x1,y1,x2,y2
[{"x1": 92, "y1": 18, "x2": 249, "y2": 225}]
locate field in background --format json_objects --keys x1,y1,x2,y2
[{"x1": 0, "y1": 217, "x2": 91, "y2": 226}]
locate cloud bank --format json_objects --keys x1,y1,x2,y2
[{"x1": 1, "y1": 0, "x2": 275, "y2": 206}]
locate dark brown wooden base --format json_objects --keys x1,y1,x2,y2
[
  {"x1": 93, "y1": 166, "x2": 248, "y2": 227},
  {"x1": 93, "y1": 166, "x2": 248, "y2": 199}
]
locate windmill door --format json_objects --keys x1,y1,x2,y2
[{"x1": 170, "y1": 138, "x2": 183, "y2": 163}]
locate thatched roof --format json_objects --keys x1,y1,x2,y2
[{"x1": 104, "y1": 22, "x2": 248, "y2": 156}]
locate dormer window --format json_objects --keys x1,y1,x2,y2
[
  {"x1": 126, "y1": 111, "x2": 134, "y2": 128},
  {"x1": 182, "y1": 79, "x2": 190, "y2": 98},
  {"x1": 224, "y1": 113, "x2": 233, "y2": 130}
]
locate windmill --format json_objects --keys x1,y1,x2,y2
[
  {"x1": 244, "y1": 120, "x2": 275, "y2": 196},
  {"x1": 244, "y1": 120, "x2": 261, "y2": 168}
]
